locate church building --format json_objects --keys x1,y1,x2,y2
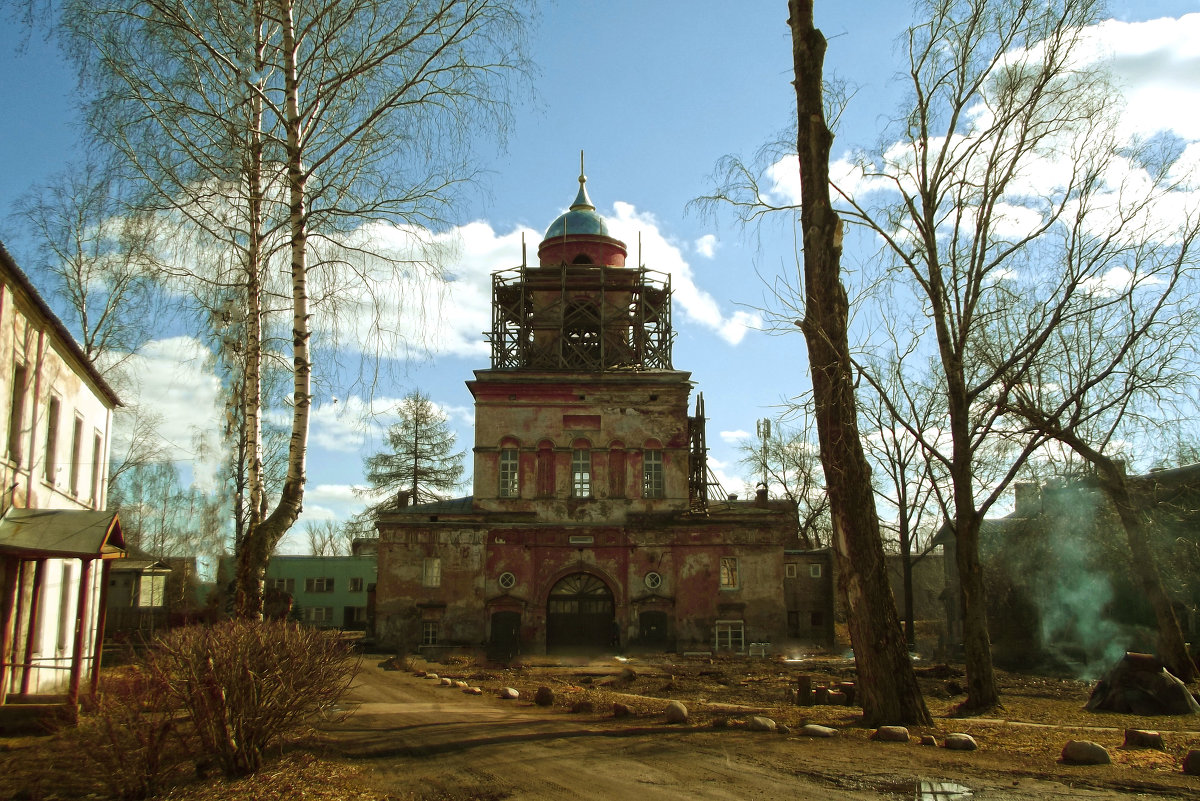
[{"x1": 374, "y1": 168, "x2": 804, "y2": 656}]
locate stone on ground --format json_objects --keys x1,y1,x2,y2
[
  {"x1": 664, "y1": 700, "x2": 688, "y2": 723},
  {"x1": 1061, "y1": 740, "x2": 1111, "y2": 765},
  {"x1": 534, "y1": 686, "x2": 555, "y2": 706},
  {"x1": 870, "y1": 725, "x2": 910, "y2": 743},
  {"x1": 920, "y1": 735, "x2": 938, "y2": 746},
  {"x1": 1122, "y1": 729, "x2": 1164, "y2": 750},
  {"x1": 746, "y1": 716, "x2": 776, "y2": 732},
  {"x1": 425, "y1": 673, "x2": 439, "y2": 680},
  {"x1": 499, "y1": 687, "x2": 520, "y2": 700},
  {"x1": 944, "y1": 733, "x2": 978, "y2": 751},
  {"x1": 799, "y1": 724, "x2": 837, "y2": 738}
]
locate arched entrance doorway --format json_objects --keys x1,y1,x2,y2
[{"x1": 546, "y1": 572, "x2": 615, "y2": 650}]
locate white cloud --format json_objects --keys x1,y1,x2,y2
[
  {"x1": 720, "y1": 429, "x2": 750, "y2": 443},
  {"x1": 111, "y1": 336, "x2": 223, "y2": 489},
  {"x1": 694, "y1": 233, "x2": 718, "y2": 258},
  {"x1": 608, "y1": 202, "x2": 761, "y2": 345}
]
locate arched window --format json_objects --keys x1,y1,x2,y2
[
  {"x1": 642, "y1": 439, "x2": 664, "y2": 499},
  {"x1": 499, "y1": 437, "x2": 520, "y2": 498},
  {"x1": 570, "y1": 438, "x2": 592, "y2": 498}
]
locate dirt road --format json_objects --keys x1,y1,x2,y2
[{"x1": 316, "y1": 659, "x2": 1199, "y2": 800}]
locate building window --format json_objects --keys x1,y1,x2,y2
[
  {"x1": 498, "y1": 571, "x2": 516, "y2": 590},
  {"x1": 7, "y1": 363, "x2": 26, "y2": 462},
  {"x1": 69, "y1": 415, "x2": 83, "y2": 496},
  {"x1": 809, "y1": 563, "x2": 822, "y2": 578},
  {"x1": 422, "y1": 621, "x2": 439, "y2": 645},
  {"x1": 785, "y1": 563, "x2": 797, "y2": 579},
  {"x1": 348, "y1": 577, "x2": 365, "y2": 592},
  {"x1": 138, "y1": 574, "x2": 166, "y2": 607},
  {"x1": 499, "y1": 448, "x2": 519, "y2": 497},
  {"x1": 423, "y1": 557, "x2": 442, "y2": 588},
  {"x1": 570, "y1": 448, "x2": 591, "y2": 497},
  {"x1": 644, "y1": 571, "x2": 662, "y2": 590},
  {"x1": 266, "y1": 577, "x2": 296, "y2": 594},
  {"x1": 714, "y1": 620, "x2": 745, "y2": 652},
  {"x1": 304, "y1": 607, "x2": 334, "y2": 624},
  {"x1": 305, "y1": 577, "x2": 335, "y2": 593},
  {"x1": 347, "y1": 606, "x2": 368, "y2": 623},
  {"x1": 719, "y1": 557, "x2": 739, "y2": 590},
  {"x1": 91, "y1": 431, "x2": 103, "y2": 506},
  {"x1": 44, "y1": 396, "x2": 60, "y2": 482},
  {"x1": 642, "y1": 449, "x2": 663, "y2": 498}
]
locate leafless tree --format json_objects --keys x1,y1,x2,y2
[
  {"x1": 62, "y1": 0, "x2": 531, "y2": 617},
  {"x1": 786, "y1": 0, "x2": 931, "y2": 726},
  {"x1": 303, "y1": 519, "x2": 353, "y2": 557}
]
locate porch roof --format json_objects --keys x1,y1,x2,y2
[{"x1": 0, "y1": 509, "x2": 125, "y2": 560}]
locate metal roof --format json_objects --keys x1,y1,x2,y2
[{"x1": 0, "y1": 508, "x2": 125, "y2": 559}]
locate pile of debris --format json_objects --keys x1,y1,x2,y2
[{"x1": 1085, "y1": 652, "x2": 1200, "y2": 715}]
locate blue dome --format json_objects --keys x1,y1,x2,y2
[{"x1": 543, "y1": 170, "x2": 609, "y2": 238}]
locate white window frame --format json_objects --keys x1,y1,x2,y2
[
  {"x1": 810, "y1": 563, "x2": 822, "y2": 578},
  {"x1": 719, "y1": 557, "x2": 739, "y2": 590},
  {"x1": 785, "y1": 563, "x2": 798, "y2": 579},
  {"x1": 266, "y1": 577, "x2": 295, "y2": 593},
  {"x1": 137, "y1": 573, "x2": 166, "y2": 608},
  {"x1": 499, "y1": 448, "x2": 519, "y2": 497},
  {"x1": 423, "y1": 557, "x2": 442, "y2": 588},
  {"x1": 422, "y1": 621, "x2": 439, "y2": 645},
  {"x1": 305, "y1": 576, "x2": 335, "y2": 593},
  {"x1": 642, "y1": 449, "x2": 663, "y2": 498},
  {"x1": 348, "y1": 576, "x2": 365, "y2": 592},
  {"x1": 570, "y1": 448, "x2": 591, "y2": 498}
]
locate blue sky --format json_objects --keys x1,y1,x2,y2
[{"x1": 2, "y1": 1, "x2": 1198, "y2": 552}]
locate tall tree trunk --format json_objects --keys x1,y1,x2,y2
[
  {"x1": 237, "y1": 0, "x2": 311, "y2": 618},
  {"x1": 788, "y1": 0, "x2": 930, "y2": 726}
]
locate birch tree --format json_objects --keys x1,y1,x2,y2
[{"x1": 63, "y1": 0, "x2": 530, "y2": 617}]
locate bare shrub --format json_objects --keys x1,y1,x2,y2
[
  {"x1": 74, "y1": 666, "x2": 187, "y2": 799},
  {"x1": 150, "y1": 619, "x2": 358, "y2": 778}
]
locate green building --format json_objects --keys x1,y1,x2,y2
[{"x1": 217, "y1": 555, "x2": 376, "y2": 629}]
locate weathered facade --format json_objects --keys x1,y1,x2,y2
[
  {"x1": 0, "y1": 242, "x2": 124, "y2": 729},
  {"x1": 376, "y1": 171, "x2": 799, "y2": 656}
]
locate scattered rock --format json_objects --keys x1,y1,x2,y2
[
  {"x1": 412, "y1": 669, "x2": 426, "y2": 677},
  {"x1": 612, "y1": 702, "x2": 631, "y2": 718},
  {"x1": 440, "y1": 677, "x2": 453, "y2": 686},
  {"x1": 870, "y1": 725, "x2": 910, "y2": 743},
  {"x1": 425, "y1": 673, "x2": 440, "y2": 681},
  {"x1": 664, "y1": 700, "x2": 688, "y2": 724},
  {"x1": 462, "y1": 687, "x2": 483, "y2": 695},
  {"x1": 1122, "y1": 729, "x2": 1164, "y2": 750},
  {"x1": 945, "y1": 733, "x2": 978, "y2": 751},
  {"x1": 454, "y1": 680, "x2": 469, "y2": 688},
  {"x1": 498, "y1": 687, "x2": 520, "y2": 700},
  {"x1": 920, "y1": 735, "x2": 938, "y2": 747},
  {"x1": 570, "y1": 700, "x2": 595, "y2": 714},
  {"x1": 1182, "y1": 749, "x2": 1200, "y2": 776},
  {"x1": 799, "y1": 724, "x2": 837, "y2": 738},
  {"x1": 1061, "y1": 740, "x2": 1111, "y2": 765},
  {"x1": 746, "y1": 716, "x2": 777, "y2": 732},
  {"x1": 534, "y1": 686, "x2": 555, "y2": 707}
]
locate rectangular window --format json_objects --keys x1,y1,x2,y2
[
  {"x1": 499, "y1": 448, "x2": 519, "y2": 497},
  {"x1": 8, "y1": 363, "x2": 26, "y2": 462},
  {"x1": 91, "y1": 431, "x2": 104, "y2": 506},
  {"x1": 719, "y1": 557, "x2": 739, "y2": 590},
  {"x1": 422, "y1": 557, "x2": 442, "y2": 588},
  {"x1": 348, "y1": 577, "x2": 365, "y2": 592},
  {"x1": 785, "y1": 563, "x2": 798, "y2": 579},
  {"x1": 348, "y1": 606, "x2": 368, "y2": 623},
  {"x1": 44, "y1": 396, "x2": 60, "y2": 482},
  {"x1": 69, "y1": 415, "x2": 83, "y2": 496},
  {"x1": 570, "y1": 448, "x2": 591, "y2": 498},
  {"x1": 422, "y1": 621, "x2": 439, "y2": 645},
  {"x1": 138, "y1": 574, "x2": 166, "y2": 607},
  {"x1": 642, "y1": 449, "x2": 663, "y2": 498},
  {"x1": 266, "y1": 577, "x2": 295, "y2": 594},
  {"x1": 714, "y1": 620, "x2": 744, "y2": 652},
  {"x1": 304, "y1": 607, "x2": 333, "y2": 624},
  {"x1": 809, "y1": 563, "x2": 822, "y2": 578},
  {"x1": 305, "y1": 577, "x2": 334, "y2": 593}
]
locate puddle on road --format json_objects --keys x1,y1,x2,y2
[{"x1": 914, "y1": 779, "x2": 972, "y2": 800}]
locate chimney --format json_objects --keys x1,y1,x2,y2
[
  {"x1": 755, "y1": 483, "x2": 769, "y2": 508},
  {"x1": 1013, "y1": 482, "x2": 1041, "y2": 517}
]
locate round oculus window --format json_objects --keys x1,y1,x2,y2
[
  {"x1": 498, "y1": 571, "x2": 517, "y2": 590},
  {"x1": 644, "y1": 571, "x2": 662, "y2": 590}
]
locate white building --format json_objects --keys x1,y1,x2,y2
[{"x1": 0, "y1": 242, "x2": 124, "y2": 729}]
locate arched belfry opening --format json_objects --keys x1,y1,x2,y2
[{"x1": 546, "y1": 572, "x2": 615, "y2": 650}]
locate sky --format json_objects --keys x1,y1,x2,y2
[{"x1": 1, "y1": 1, "x2": 1199, "y2": 553}]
